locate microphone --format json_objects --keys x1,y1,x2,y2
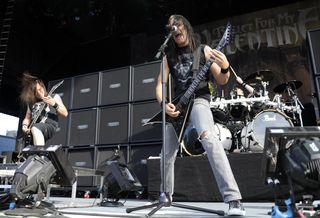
[{"x1": 165, "y1": 25, "x2": 178, "y2": 33}]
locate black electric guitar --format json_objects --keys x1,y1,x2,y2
[
  {"x1": 24, "y1": 80, "x2": 64, "y2": 145},
  {"x1": 147, "y1": 22, "x2": 232, "y2": 142}
]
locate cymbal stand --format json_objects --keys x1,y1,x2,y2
[
  {"x1": 261, "y1": 81, "x2": 269, "y2": 97},
  {"x1": 272, "y1": 94, "x2": 283, "y2": 112},
  {"x1": 287, "y1": 87, "x2": 304, "y2": 127}
]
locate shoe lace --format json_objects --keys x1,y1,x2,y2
[{"x1": 229, "y1": 200, "x2": 241, "y2": 209}]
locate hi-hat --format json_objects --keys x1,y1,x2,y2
[
  {"x1": 244, "y1": 70, "x2": 274, "y2": 82},
  {"x1": 273, "y1": 80, "x2": 303, "y2": 93}
]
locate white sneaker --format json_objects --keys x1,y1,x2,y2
[{"x1": 228, "y1": 200, "x2": 246, "y2": 216}]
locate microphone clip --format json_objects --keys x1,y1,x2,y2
[{"x1": 165, "y1": 25, "x2": 178, "y2": 33}]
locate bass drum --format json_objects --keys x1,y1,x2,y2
[
  {"x1": 241, "y1": 109, "x2": 293, "y2": 152},
  {"x1": 182, "y1": 123, "x2": 232, "y2": 156}
]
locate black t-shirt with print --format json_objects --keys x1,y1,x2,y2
[{"x1": 167, "y1": 45, "x2": 211, "y2": 101}]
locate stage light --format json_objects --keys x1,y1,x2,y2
[
  {"x1": 10, "y1": 155, "x2": 56, "y2": 201},
  {"x1": 262, "y1": 126, "x2": 320, "y2": 190},
  {"x1": 101, "y1": 161, "x2": 143, "y2": 207},
  {"x1": 10, "y1": 145, "x2": 76, "y2": 202},
  {"x1": 20, "y1": 145, "x2": 76, "y2": 186},
  {"x1": 281, "y1": 137, "x2": 320, "y2": 189}
]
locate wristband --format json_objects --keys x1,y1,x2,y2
[
  {"x1": 242, "y1": 82, "x2": 247, "y2": 87},
  {"x1": 53, "y1": 103, "x2": 59, "y2": 110},
  {"x1": 221, "y1": 65, "x2": 230, "y2": 74},
  {"x1": 159, "y1": 99, "x2": 167, "y2": 107}
]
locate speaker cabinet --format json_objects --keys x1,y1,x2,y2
[
  {"x1": 130, "y1": 101, "x2": 162, "y2": 142},
  {"x1": 71, "y1": 73, "x2": 99, "y2": 109},
  {"x1": 97, "y1": 105, "x2": 129, "y2": 144},
  {"x1": 307, "y1": 28, "x2": 320, "y2": 118},
  {"x1": 67, "y1": 146, "x2": 94, "y2": 186},
  {"x1": 48, "y1": 78, "x2": 72, "y2": 110},
  {"x1": 46, "y1": 115, "x2": 68, "y2": 146},
  {"x1": 129, "y1": 142, "x2": 162, "y2": 187},
  {"x1": 99, "y1": 67, "x2": 131, "y2": 106},
  {"x1": 68, "y1": 109, "x2": 97, "y2": 146},
  {"x1": 132, "y1": 61, "x2": 160, "y2": 102},
  {"x1": 307, "y1": 28, "x2": 320, "y2": 75},
  {"x1": 95, "y1": 144, "x2": 129, "y2": 185}
]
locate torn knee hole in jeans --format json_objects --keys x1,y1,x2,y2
[{"x1": 199, "y1": 130, "x2": 209, "y2": 140}]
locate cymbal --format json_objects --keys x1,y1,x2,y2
[
  {"x1": 244, "y1": 70, "x2": 274, "y2": 82},
  {"x1": 273, "y1": 80, "x2": 303, "y2": 93}
]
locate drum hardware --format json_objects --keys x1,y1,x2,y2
[
  {"x1": 244, "y1": 69, "x2": 274, "y2": 83},
  {"x1": 287, "y1": 90, "x2": 304, "y2": 127},
  {"x1": 272, "y1": 94, "x2": 283, "y2": 109},
  {"x1": 273, "y1": 80, "x2": 304, "y2": 126},
  {"x1": 228, "y1": 125, "x2": 246, "y2": 153},
  {"x1": 261, "y1": 81, "x2": 269, "y2": 97},
  {"x1": 273, "y1": 80, "x2": 303, "y2": 94},
  {"x1": 210, "y1": 96, "x2": 270, "y2": 107},
  {"x1": 243, "y1": 69, "x2": 274, "y2": 99},
  {"x1": 241, "y1": 130, "x2": 262, "y2": 152}
]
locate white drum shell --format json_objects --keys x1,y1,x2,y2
[{"x1": 182, "y1": 123, "x2": 232, "y2": 156}]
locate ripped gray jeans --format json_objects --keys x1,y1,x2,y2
[{"x1": 160, "y1": 97, "x2": 242, "y2": 203}]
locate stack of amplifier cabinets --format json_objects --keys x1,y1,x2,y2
[{"x1": 47, "y1": 60, "x2": 164, "y2": 192}]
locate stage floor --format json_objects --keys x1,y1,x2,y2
[{"x1": 1, "y1": 197, "x2": 317, "y2": 218}]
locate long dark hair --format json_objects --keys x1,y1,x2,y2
[
  {"x1": 167, "y1": 14, "x2": 199, "y2": 61},
  {"x1": 20, "y1": 71, "x2": 47, "y2": 105}
]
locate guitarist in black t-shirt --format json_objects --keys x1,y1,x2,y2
[
  {"x1": 20, "y1": 72, "x2": 68, "y2": 146},
  {"x1": 155, "y1": 15, "x2": 245, "y2": 216}
]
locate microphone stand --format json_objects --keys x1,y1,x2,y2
[
  {"x1": 287, "y1": 86, "x2": 304, "y2": 127},
  {"x1": 126, "y1": 30, "x2": 225, "y2": 217}
]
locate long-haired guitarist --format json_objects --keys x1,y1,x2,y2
[
  {"x1": 155, "y1": 15, "x2": 245, "y2": 216},
  {"x1": 20, "y1": 71, "x2": 68, "y2": 146}
]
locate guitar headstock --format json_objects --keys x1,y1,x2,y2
[
  {"x1": 216, "y1": 21, "x2": 232, "y2": 51},
  {"x1": 48, "y1": 80, "x2": 64, "y2": 95}
]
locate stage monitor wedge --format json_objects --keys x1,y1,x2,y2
[
  {"x1": 21, "y1": 145, "x2": 76, "y2": 186},
  {"x1": 104, "y1": 161, "x2": 143, "y2": 197},
  {"x1": 262, "y1": 126, "x2": 320, "y2": 185}
]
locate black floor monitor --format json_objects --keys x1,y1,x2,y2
[
  {"x1": 21, "y1": 145, "x2": 76, "y2": 186},
  {"x1": 262, "y1": 126, "x2": 320, "y2": 188}
]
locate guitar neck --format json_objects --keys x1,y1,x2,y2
[{"x1": 175, "y1": 22, "x2": 231, "y2": 110}]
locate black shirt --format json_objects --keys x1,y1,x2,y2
[{"x1": 167, "y1": 45, "x2": 211, "y2": 101}]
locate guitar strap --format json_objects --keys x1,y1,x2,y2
[{"x1": 192, "y1": 44, "x2": 204, "y2": 79}]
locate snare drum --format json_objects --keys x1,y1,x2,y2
[
  {"x1": 241, "y1": 109, "x2": 293, "y2": 152},
  {"x1": 182, "y1": 123, "x2": 232, "y2": 156}
]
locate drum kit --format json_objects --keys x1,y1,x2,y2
[{"x1": 182, "y1": 69, "x2": 305, "y2": 156}]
